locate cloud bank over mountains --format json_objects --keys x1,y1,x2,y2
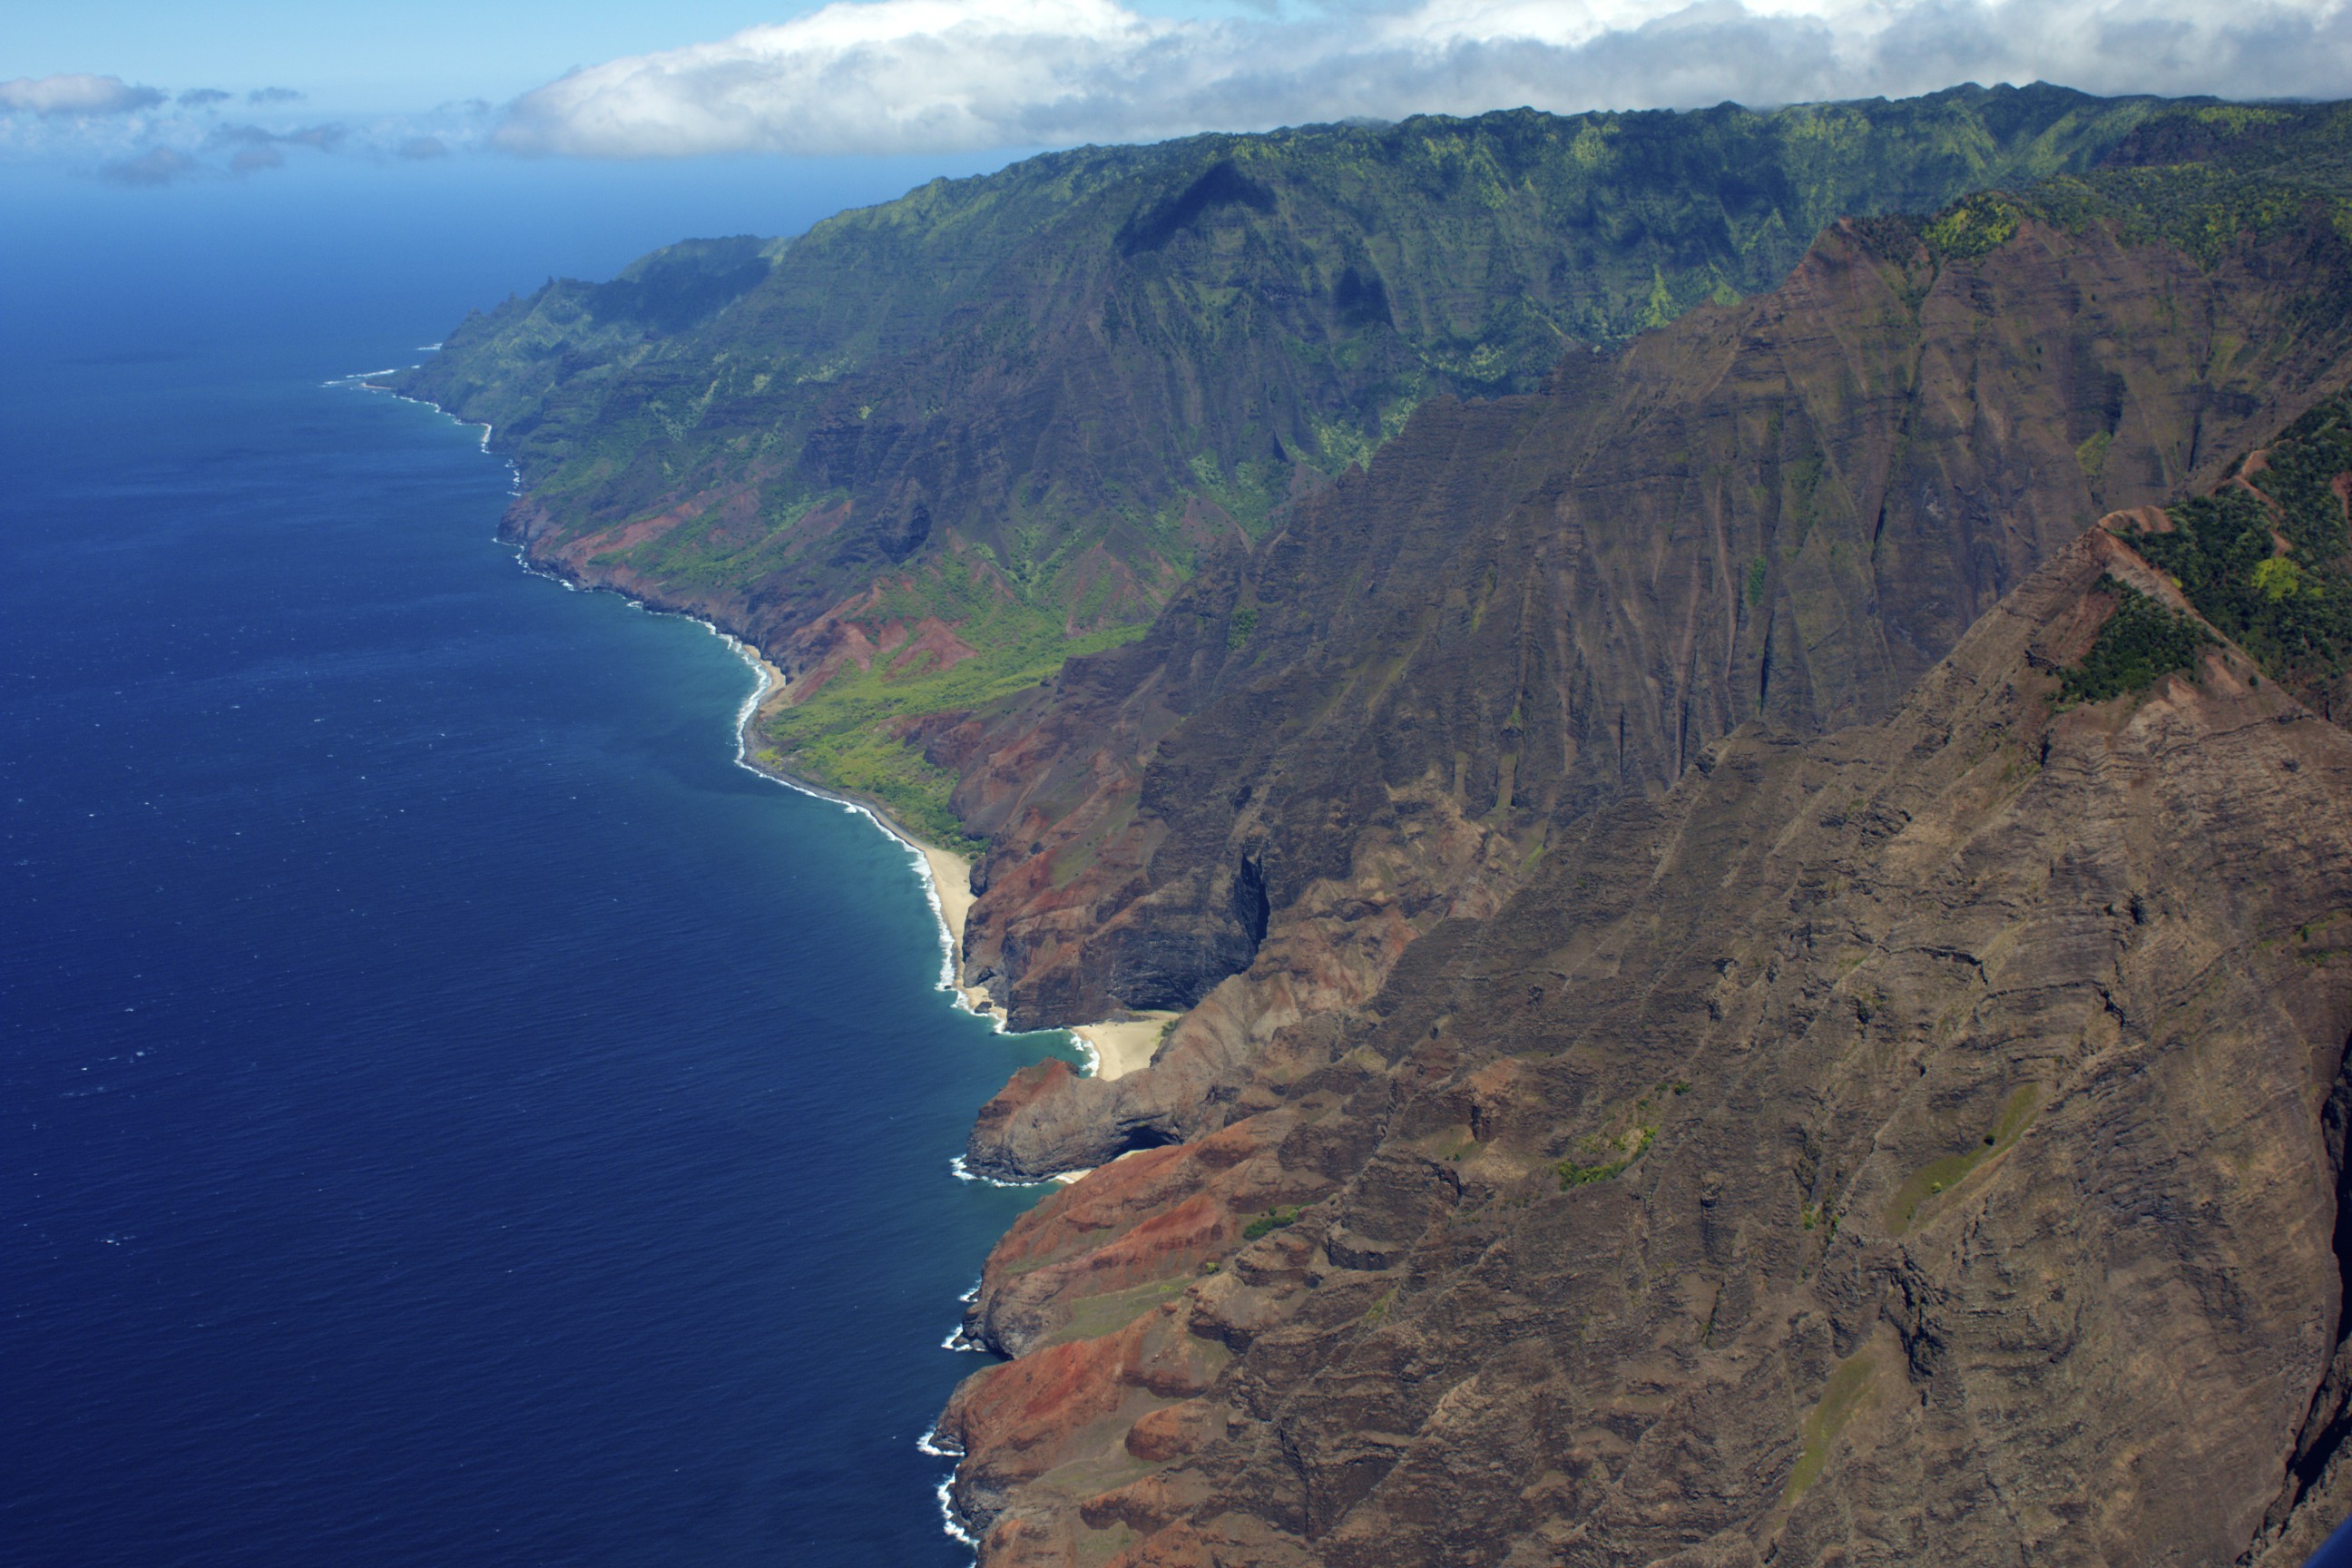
[
  {"x1": 496, "y1": 0, "x2": 2352, "y2": 158},
  {"x1": 9, "y1": 0, "x2": 2347, "y2": 185}
]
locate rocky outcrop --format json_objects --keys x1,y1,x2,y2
[
  {"x1": 398, "y1": 90, "x2": 2184, "y2": 659},
  {"x1": 949, "y1": 204, "x2": 2352, "y2": 1177},
  {"x1": 941, "y1": 522, "x2": 2352, "y2": 1565}
]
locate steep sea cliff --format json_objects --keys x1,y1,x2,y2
[
  {"x1": 256, "y1": 90, "x2": 2352, "y2": 1563},
  {"x1": 1, "y1": 162, "x2": 1082, "y2": 1568}
]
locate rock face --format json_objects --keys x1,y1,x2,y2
[
  {"x1": 941, "y1": 524, "x2": 2352, "y2": 1567},
  {"x1": 392, "y1": 88, "x2": 2169, "y2": 656},
  {"x1": 389, "y1": 83, "x2": 2352, "y2": 1558},
  {"x1": 946, "y1": 204, "x2": 2352, "y2": 1176},
  {"x1": 930, "y1": 167, "x2": 2352, "y2": 1557},
  {"x1": 387, "y1": 93, "x2": 2352, "y2": 853}
]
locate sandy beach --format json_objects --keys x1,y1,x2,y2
[
  {"x1": 1068, "y1": 1014, "x2": 1179, "y2": 1080},
  {"x1": 722, "y1": 628, "x2": 1176, "y2": 1080},
  {"x1": 784, "y1": 778, "x2": 1179, "y2": 1078},
  {"x1": 910, "y1": 839, "x2": 1001, "y2": 1019},
  {"x1": 912, "y1": 838, "x2": 1170, "y2": 1079}
]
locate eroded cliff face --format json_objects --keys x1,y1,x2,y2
[
  {"x1": 403, "y1": 89, "x2": 2173, "y2": 658},
  {"x1": 937, "y1": 526, "x2": 2352, "y2": 1567},
  {"x1": 937, "y1": 209, "x2": 2352, "y2": 1179}
]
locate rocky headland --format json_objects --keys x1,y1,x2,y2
[{"x1": 393, "y1": 88, "x2": 2352, "y2": 1564}]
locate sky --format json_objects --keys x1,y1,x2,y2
[{"x1": 6, "y1": 0, "x2": 2351, "y2": 184}]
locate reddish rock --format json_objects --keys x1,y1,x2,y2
[
  {"x1": 1123, "y1": 1400, "x2": 1213, "y2": 1462},
  {"x1": 969, "y1": 1113, "x2": 1326, "y2": 1356}
]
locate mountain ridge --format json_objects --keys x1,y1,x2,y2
[
  {"x1": 387, "y1": 85, "x2": 2352, "y2": 1563},
  {"x1": 386, "y1": 85, "x2": 2351, "y2": 845},
  {"x1": 940, "y1": 196, "x2": 2352, "y2": 1191},
  {"x1": 937, "y1": 515, "x2": 2352, "y2": 1566}
]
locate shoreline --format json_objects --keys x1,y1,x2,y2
[
  {"x1": 715, "y1": 634, "x2": 1014, "y2": 1029},
  {"x1": 700, "y1": 589, "x2": 1172, "y2": 1082},
  {"x1": 358, "y1": 374, "x2": 1170, "y2": 1081},
  {"x1": 356, "y1": 351, "x2": 1168, "y2": 1557}
]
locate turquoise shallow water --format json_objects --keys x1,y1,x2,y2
[{"x1": 1, "y1": 161, "x2": 1066, "y2": 1565}]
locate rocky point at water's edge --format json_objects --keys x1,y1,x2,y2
[
  {"x1": 911, "y1": 216, "x2": 2352, "y2": 1556},
  {"x1": 379, "y1": 90, "x2": 2352, "y2": 1563}
]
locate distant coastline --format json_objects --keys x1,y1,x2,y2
[
  {"x1": 709, "y1": 632, "x2": 1174, "y2": 1080},
  {"x1": 359, "y1": 375, "x2": 1162, "y2": 1087}
]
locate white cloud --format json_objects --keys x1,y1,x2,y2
[
  {"x1": 495, "y1": 0, "x2": 2352, "y2": 158},
  {"x1": 0, "y1": 74, "x2": 165, "y2": 117},
  {"x1": 0, "y1": 78, "x2": 498, "y2": 184}
]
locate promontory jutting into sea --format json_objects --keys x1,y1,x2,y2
[
  {"x1": 8, "y1": 19, "x2": 2352, "y2": 1565},
  {"x1": 376, "y1": 83, "x2": 2352, "y2": 1564}
]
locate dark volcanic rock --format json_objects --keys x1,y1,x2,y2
[
  {"x1": 944, "y1": 525, "x2": 2352, "y2": 1565},
  {"x1": 947, "y1": 206, "x2": 2352, "y2": 1175},
  {"x1": 965, "y1": 1058, "x2": 1146, "y2": 1181}
]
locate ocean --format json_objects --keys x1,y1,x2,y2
[{"x1": 1, "y1": 154, "x2": 1064, "y2": 1565}]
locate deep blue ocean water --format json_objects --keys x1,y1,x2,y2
[{"x1": 1, "y1": 156, "x2": 1066, "y2": 1566}]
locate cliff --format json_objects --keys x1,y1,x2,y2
[
  {"x1": 389, "y1": 86, "x2": 2287, "y2": 844},
  {"x1": 389, "y1": 84, "x2": 2352, "y2": 1561},
  {"x1": 941, "y1": 192, "x2": 2352, "y2": 1177},
  {"x1": 936, "y1": 512, "x2": 2352, "y2": 1568},
  {"x1": 924, "y1": 139, "x2": 2352, "y2": 1564}
]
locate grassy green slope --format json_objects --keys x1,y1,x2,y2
[
  {"x1": 404, "y1": 83, "x2": 2177, "y2": 585},
  {"x1": 2130, "y1": 389, "x2": 2352, "y2": 709},
  {"x1": 395, "y1": 88, "x2": 2352, "y2": 838}
]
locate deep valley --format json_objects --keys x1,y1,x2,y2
[{"x1": 394, "y1": 85, "x2": 2352, "y2": 1565}]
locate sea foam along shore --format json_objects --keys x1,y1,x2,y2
[
  {"x1": 715, "y1": 641, "x2": 1177, "y2": 1081},
  {"x1": 709, "y1": 632, "x2": 1009, "y2": 1024},
  {"x1": 354, "y1": 373, "x2": 1173, "y2": 1085},
  {"x1": 353, "y1": 367, "x2": 1015, "y2": 1554}
]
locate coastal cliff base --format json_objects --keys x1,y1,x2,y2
[{"x1": 935, "y1": 524, "x2": 2352, "y2": 1564}]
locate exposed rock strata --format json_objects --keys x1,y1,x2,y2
[
  {"x1": 941, "y1": 524, "x2": 2352, "y2": 1566},
  {"x1": 945, "y1": 210, "x2": 2352, "y2": 1179}
]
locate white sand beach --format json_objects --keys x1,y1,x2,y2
[
  {"x1": 718, "y1": 625, "x2": 1181, "y2": 1075},
  {"x1": 1069, "y1": 1014, "x2": 1179, "y2": 1080}
]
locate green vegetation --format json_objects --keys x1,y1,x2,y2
[
  {"x1": 1923, "y1": 191, "x2": 2025, "y2": 258},
  {"x1": 2057, "y1": 578, "x2": 2213, "y2": 705},
  {"x1": 1784, "y1": 1351, "x2": 1878, "y2": 1506},
  {"x1": 1557, "y1": 1124, "x2": 1655, "y2": 1189},
  {"x1": 2075, "y1": 429, "x2": 2112, "y2": 483},
  {"x1": 758, "y1": 610, "x2": 1145, "y2": 849},
  {"x1": 405, "y1": 84, "x2": 2204, "y2": 634},
  {"x1": 1242, "y1": 1206, "x2": 1301, "y2": 1240},
  {"x1": 1995, "y1": 165, "x2": 2352, "y2": 268},
  {"x1": 392, "y1": 90, "x2": 2352, "y2": 851},
  {"x1": 2124, "y1": 390, "x2": 2352, "y2": 703},
  {"x1": 1883, "y1": 1085, "x2": 2041, "y2": 1236},
  {"x1": 1905, "y1": 102, "x2": 2352, "y2": 269}
]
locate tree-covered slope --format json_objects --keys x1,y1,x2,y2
[
  {"x1": 389, "y1": 88, "x2": 2350, "y2": 844},
  {"x1": 404, "y1": 83, "x2": 2180, "y2": 589}
]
